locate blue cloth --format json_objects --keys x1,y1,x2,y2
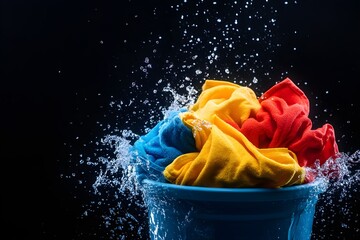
[{"x1": 131, "y1": 109, "x2": 197, "y2": 182}]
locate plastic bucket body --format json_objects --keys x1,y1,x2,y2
[{"x1": 142, "y1": 179, "x2": 325, "y2": 240}]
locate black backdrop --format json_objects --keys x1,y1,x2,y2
[{"x1": 2, "y1": 0, "x2": 360, "y2": 239}]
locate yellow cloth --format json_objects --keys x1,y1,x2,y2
[
  {"x1": 189, "y1": 80, "x2": 261, "y2": 127},
  {"x1": 163, "y1": 80, "x2": 306, "y2": 188},
  {"x1": 163, "y1": 116, "x2": 305, "y2": 187}
]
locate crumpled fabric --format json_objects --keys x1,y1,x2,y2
[
  {"x1": 239, "y1": 78, "x2": 339, "y2": 167},
  {"x1": 189, "y1": 80, "x2": 261, "y2": 126},
  {"x1": 131, "y1": 109, "x2": 197, "y2": 182},
  {"x1": 132, "y1": 78, "x2": 339, "y2": 188},
  {"x1": 181, "y1": 80, "x2": 261, "y2": 151},
  {"x1": 163, "y1": 115, "x2": 305, "y2": 187}
]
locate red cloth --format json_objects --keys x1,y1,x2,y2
[{"x1": 240, "y1": 78, "x2": 339, "y2": 167}]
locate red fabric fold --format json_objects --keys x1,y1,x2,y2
[
  {"x1": 240, "y1": 78, "x2": 339, "y2": 167},
  {"x1": 289, "y1": 123, "x2": 338, "y2": 166}
]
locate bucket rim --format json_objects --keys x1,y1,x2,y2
[{"x1": 142, "y1": 179, "x2": 326, "y2": 202}]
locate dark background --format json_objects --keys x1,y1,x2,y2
[{"x1": 1, "y1": 0, "x2": 359, "y2": 239}]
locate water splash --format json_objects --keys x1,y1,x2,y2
[
  {"x1": 77, "y1": 86, "x2": 359, "y2": 239},
  {"x1": 64, "y1": 0, "x2": 360, "y2": 239},
  {"x1": 65, "y1": 84, "x2": 199, "y2": 239},
  {"x1": 312, "y1": 151, "x2": 360, "y2": 239}
]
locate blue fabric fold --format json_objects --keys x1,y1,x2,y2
[{"x1": 131, "y1": 109, "x2": 197, "y2": 182}]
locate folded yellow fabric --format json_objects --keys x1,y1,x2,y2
[
  {"x1": 189, "y1": 80, "x2": 261, "y2": 127},
  {"x1": 180, "y1": 112, "x2": 212, "y2": 151},
  {"x1": 163, "y1": 115, "x2": 305, "y2": 188}
]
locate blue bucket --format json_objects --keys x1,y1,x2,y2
[{"x1": 142, "y1": 179, "x2": 325, "y2": 240}]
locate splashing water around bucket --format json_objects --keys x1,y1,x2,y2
[
  {"x1": 64, "y1": 1, "x2": 360, "y2": 239},
  {"x1": 84, "y1": 113, "x2": 359, "y2": 240},
  {"x1": 81, "y1": 81, "x2": 359, "y2": 239},
  {"x1": 86, "y1": 117, "x2": 359, "y2": 240}
]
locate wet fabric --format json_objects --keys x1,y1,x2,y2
[
  {"x1": 163, "y1": 79, "x2": 338, "y2": 187},
  {"x1": 131, "y1": 109, "x2": 197, "y2": 182},
  {"x1": 189, "y1": 80, "x2": 261, "y2": 127},
  {"x1": 132, "y1": 78, "x2": 339, "y2": 188},
  {"x1": 181, "y1": 80, "x2": 261, "y2": 150},
  {"x1": 239, "y1": 78, "x2": 339, "y2": 167},
  {"x1": 163, "y1": 115, "x2": 305, "y2": 188}
]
